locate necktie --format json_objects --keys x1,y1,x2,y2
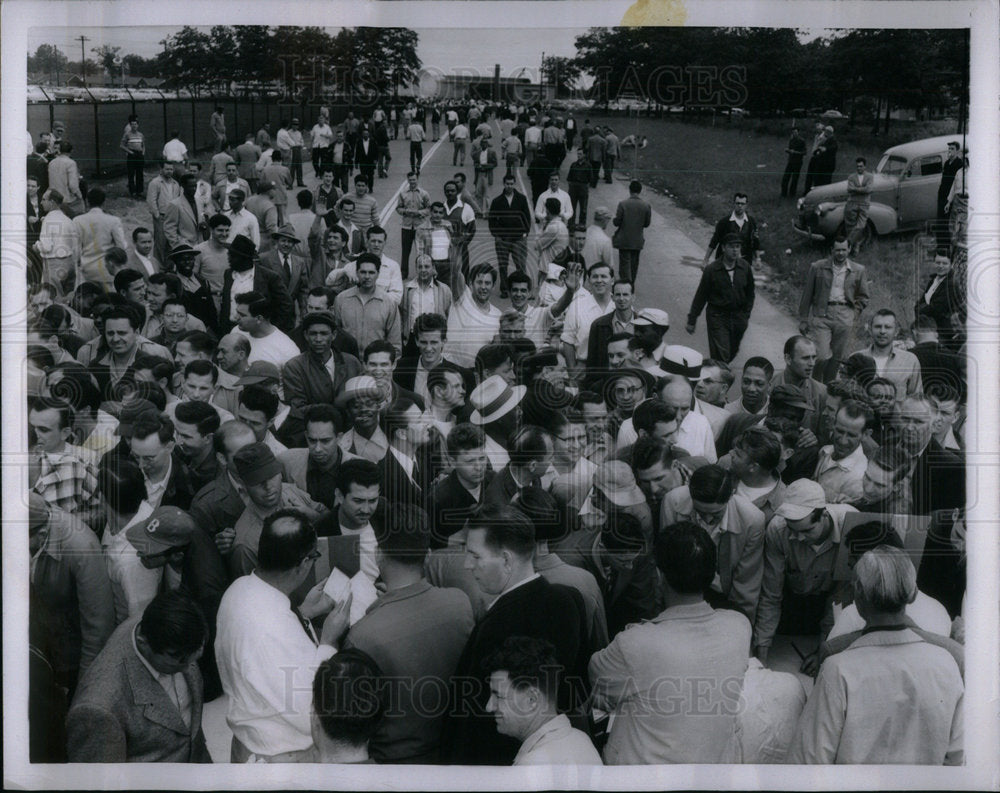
[
  {"x1": 283, "y1": 255, "x2": 292, "y2": 283},
  {"x1": 291, "y1": 605, "x2": 317, "y2": 645}
]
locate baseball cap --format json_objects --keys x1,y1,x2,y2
[
  {"x1": 774, "y1": 478, "x2": 827, "y2": 521},
  {"x1": 769, "y1": 384, "x2": 810, "y2": 410},
  {"x1": 236, "y1": 361, "x2": 281, "y2": 386},
  {"x1": 231, "y1": 442, "x2": 282, "y2": 487},
  {"x1": 722, "y1": 232, "x2": 742, "y2": 245},
  {"x1": 127, "y1": 505, "x2": 196, "y2": 556},
  {"x1": 633, "y1": 308, "x2": 670, "y2": 328},
  {"x1": 593, "y1": 461, "x2": 647, "y2": 508}
]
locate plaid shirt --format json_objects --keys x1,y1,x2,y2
[{"x1": 32, "y1": 444, "x2": 100, "y2": 514}]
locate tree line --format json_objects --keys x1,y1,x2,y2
[
  {"x1": 28, "y1": 26, "x2": 421, "y2": 99},
  {"x1": 568, "y1": 27, "x2": 968, "y2": 129}
]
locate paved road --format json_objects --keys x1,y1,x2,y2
[{"x1": 299, "y1": 118, "x2": 797, "y2": 378}]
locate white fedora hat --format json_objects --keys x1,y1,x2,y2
[{"x1": 468, "y1": 375, "x2": 526, "y2": 425}]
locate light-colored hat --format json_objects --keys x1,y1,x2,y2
[
  {"x1": 593, "y1": 461, "x2": 647, "y2": 508},
  {"x1": 633, "y1": 308, "x2": 670, "y2": 328},
  {"x1": 271, "y1": 223, "x2": 300, "y2": 242},
  {"x1": 775, "y1": 479, "x2": 827, "y2": 521},
  {"x1": 593, "y1": 206, "x2": 612, "y2": 220},
  {"x1": 468, "y1": 375, "x2": 526, "y2": 425},
  {"x1": 335, "y1": 375, "x2": 382, "y2": 408},
  {"x1": 546, "y1": 262, "x2": 566, "y2": 281},
  {"x1": 660, "y1": 345, "x2": 707, "y2": 380}
]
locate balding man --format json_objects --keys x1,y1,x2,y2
[
  {"x1": 216, "y1": 509, "x2": 352, "y2": 762},
  {"x1": 582, "y1": 206, "x2": 615, "y2": 272}
]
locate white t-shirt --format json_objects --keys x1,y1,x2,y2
[
  {"x1": 445, "y1": 291, "x2": 501, "y2": 368},
  {"x1": 235, "y1": 327, "x2": 300, "y2": 368}
]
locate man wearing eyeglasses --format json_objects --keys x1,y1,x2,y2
[
  {"x1": 216, "y1": 508, "x2": 353, "y2": 763},
  {"x1": 703, "y1": 192, "x2": 761, "y2": 268}
]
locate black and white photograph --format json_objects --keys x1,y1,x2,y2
[{"x1": 3, "y1": 0, "x2": 998, "y2": 789}]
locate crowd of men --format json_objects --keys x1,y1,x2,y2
[{"x1": 23, "y1": 98, "x2": 968, "y2": 768}]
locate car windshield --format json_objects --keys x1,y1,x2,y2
[{"x1": 876, "y1": 154, "x2": 908, "y2": 178}]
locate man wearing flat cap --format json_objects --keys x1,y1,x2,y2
[
  {"x1": 228, "y1": 442, "x2": 323, "y2": 578},
  {"x1": 687, "y1": 230, "x2": 755, "y2": 363},
  {"x1": 703, "y1": 192, "x2": 761, "y2": 268},
  {"x1": 281, "y1": 311, "x2": 364, "y2": 447}
]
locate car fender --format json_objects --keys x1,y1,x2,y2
[{"x1": 867, "y1": 202, "x2": 898, "y2": 235}]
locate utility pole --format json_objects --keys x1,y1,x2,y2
[
  {"x1": 77, "y1": 35, "x2": 90, "y2": 86},
  {"x1": 539, "y1": 51, "x2": 544, "y2": 102}
]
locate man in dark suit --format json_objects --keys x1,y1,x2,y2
[
  {"x1": 429, "y1": 423, "x2": 495, "y2": 548},
  {"x1": 488, "y1": 175, "x2": 532, "y2": 295},
  {"x1": 381, "y1": 397, "x2": 432, "y2": 510},
  {"x1": 27, "y1": 140, "x2": 50, "y2": 195},
  {"x1": 66, "y1": 590, "x2": 212, "y2": 763},
  {"x1": 901, "y1": 395, "x2": 965, "y2": 516},
  {"x1": 353, "y1": 128, "x2": 379, "y2": 190},
  {"x1": 482, "y1": 425, "x2": 551, "y2": 507},
  {"x1": 441, "y1": 505, "x2": 588, "y2": 765},
  {"x1": 170, "y1": 243, "x2": 220, "y2": 336},
  {"x1": 586, "y1": 279, "x2": 636, "y2": 375},
  {"x1": 686, "y1": 232, "x2": 755, "y2": 364},
  {"x1": 612, "y1": 180, "x2": 652, "y2": 284},
  {"x1": 393, "y1": 312, "x2": 474, "y2": 403},
  {"x1": 259, "y1": 223, "x2": 309, "y2": 317},
  {"x1": 219, "y1": 234, "x2": 295, "y2": 333},
  {"x1": 914, "y1": 253, "x2": 966, "y2": 351}
]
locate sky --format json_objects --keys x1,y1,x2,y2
[{"x1": 27, "y1": 26, "x2": 586, "y2": 78}]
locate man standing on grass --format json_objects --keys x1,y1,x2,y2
[
  {"x1": 686, "y1": 232, "x2": 755, "y2": 364},
  {"x1": 798, "y1": 236, "x2": 871, "y2": 384},
  {"x1": 781, "y1": 127, "x2": 806, "y2": 198},
  {"x1": 612, "y1": 181, "x2": 652, "y2": 285},
  {"x1": 843, "y1": 157, "x2": 873, "y2": 252}
]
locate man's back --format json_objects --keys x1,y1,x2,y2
[
  {"x1": 790, "y1": 629, "x2": 963, "y2": 764},
  {"x1": 345, "y1": 582, "x2": 474, "y2": 763},
  {"x1": 589, "y1": 602, "x2": 750, "y2": 764}
]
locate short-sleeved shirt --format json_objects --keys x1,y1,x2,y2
[{"x1": 444, "y1": 291, "x2": 501, "y2": 368}]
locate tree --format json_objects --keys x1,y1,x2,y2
[
  {"x1": 346, "y1": 27, "x2": 421, "y2": 99},
  {"x1": 160, "y1": 26, "x2": 213, "y2": 95},
  {"x1": 28, "y1": 44, "x2": 68, "y2": 83},
  {"x1": 208, "y1": 26, "x2": 238, "y2": 91},
  {"x1": 269, "y1": 26, "x2": 337, "y2": 98},
  {"x1": 233, "y1": 25, "x2": 272, "y2": 92},
  {"x1": 91, "y1": 44, "x2": 122, "y2": 76},
  {"x1": 541, "y1": 55, "x2": 581, "y2": 98}
]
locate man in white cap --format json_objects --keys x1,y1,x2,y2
[
  {"x1": 754, "y1": 478, "x2": 857, "y2": 671},
  {"x1": 467, "y1": 374, "x2": 527, "y2": 470}
]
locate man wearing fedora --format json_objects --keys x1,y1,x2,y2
[
  {"x1": 686, "y1": 231, "x2": 755, "y2": 364},
  {"x1": 168, "y1": 244, "x2": 219, "y2": 336},
  {"x1": 219, "y1": 234, "x2": 295, "y2": 334},
  {"x1": 467, "y1": 374, "x2": 528, "y2": 471},
  {"x1": 260, "y1": 224, "x2": 309, "y2": 318},
  {"x1": 281, "y1": 311, "x2": 364, "y2": 448}
]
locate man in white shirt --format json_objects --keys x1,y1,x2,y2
[
  {"x1": 35, "y1": 189, "x2": 80, "y2": 296},
  {"x1": 534, "y1": 172, "x2": 574, "y2": 225},
  {"x1": 813, "y1": 401, "x2": 869, "y2": 503},
  {"x1": 216, "y1": 510, "x2": 352, "y2": 762},
  {"x1": 582, "y1": 206, "x2": 615, "y2": 271},
  {"x1": 444, "y1": 256, "x2": 502, "y2": 369},
  {"x1": 485, "y1": 636, "x2": 602, "y2": 766},
  {"x1": 162, "y1": 131, "x2": 188, "y2": 169},
  {"x1": 224, "y1": 189, "x2": 261, "y2": 248},
  {"x1": 358, "y1": 225, "x2": 403, "y2": 305},
  {"x1": 233, "y1": 291, "x2": 299, "y2": 368},
  {"x1": 561, "y1": 262, "x2": 614, "y2": 380},
  {"x1": 658, "y1": 377, "x2": 718, "y2": 462}
]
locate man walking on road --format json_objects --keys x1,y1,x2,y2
[
  {"x1": 407, "y1": 117, "x2": 426, "y2": 174},
  {"x1": 611, "y1": 181, "x2": 651, "y2": 285},
  {"x1": 585, "y1": 127, "x2": 606, "y2": 189},
  {"x1": 686, "y1": 232, "x2": 755, "y2": 364},
  {"x1": 488, "y1": 174, "x2": 532, "y2": 298},
  {"x1": 395, "y1": 172, "x2": 431, "y2": 280},
  {"x1": 798, "y1": 236, "x2": 871, "y2": 384},
  {"x1": 602, "y1": 127, "x2": 620, "y2": 184},
  {"x1": 566, "y1": 149, "x2": 591, "y2": 229},
  {"x1": 703, "y1": 192, "x2": 761, "y2": 268}
]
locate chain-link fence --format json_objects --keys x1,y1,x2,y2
[{"x1": 28, "y1": 90, "x2": 354, "y2": 178}]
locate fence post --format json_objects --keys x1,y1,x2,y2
[
  {"x1": 48, "y1": 97, "x2": 55, "y2": 134},
  {"x1": 160, "y1": 90, "x2": 168, "y2": 145}
]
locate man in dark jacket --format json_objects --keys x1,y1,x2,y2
[
  {"x1": 687, "y1": 232, "x2": 755, "y2": 363},
  {"x1": 488, "y1": 174, "x2": 532, "y2": 296},
  {"x1": 218, "y1": 234, "x2": 295, "y2": 333}
]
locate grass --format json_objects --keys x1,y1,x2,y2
[{"x1": 588, "y1": 112, "x2": 941, "y2": 330}]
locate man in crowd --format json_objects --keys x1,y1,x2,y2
[
  {"x1": 703, "y1": 192, "x2": 762, "y2": 269},
  {"x1": 686, "y1": 232, "x2": 755, "y2": 364},
  {"x1": 488, "y1": 174, "x2": 532, "y2": 297}
]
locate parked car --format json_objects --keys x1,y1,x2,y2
[
  {"x1": 821, "y1": 109, "x2": 847, "y2": 119},
  {"x1": 793, "y1": 134, "x2": 967, "y2": 244}
]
